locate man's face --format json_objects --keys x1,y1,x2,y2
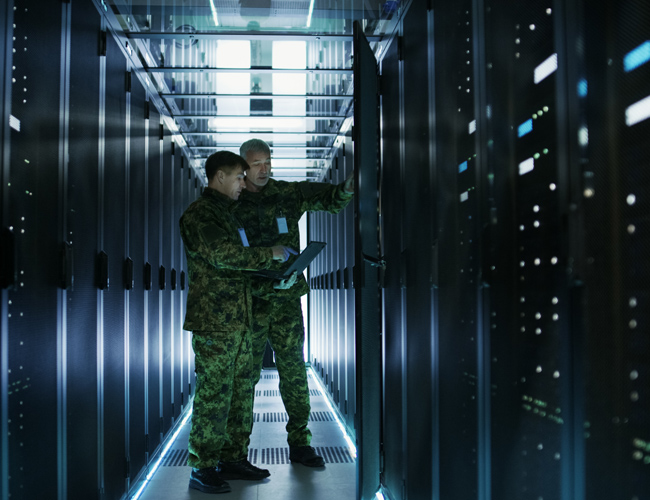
[
  {"x1": 244, "y1": 150, "x2": 272, "y2": 191},
  {"x1": 222, "y1": 165, "x2": 247, "y2": 200}
]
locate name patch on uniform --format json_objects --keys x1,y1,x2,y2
[
  {"x1": 238, "y1": 228, "x2": 250, "y2": 247},
  {"x1": 276, "y1": 217, "x2": 289, "y2": 234}
]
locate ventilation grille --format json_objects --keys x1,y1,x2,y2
[
  {"x1": 162, "y1": 449, "x2": 189, "y2": 466},
  {"x1": 249, "y1": 446, "x2": 354, "y2": 465},
  {"x1": 260, "y1": 372, "x2": 312, "y2": 380},
  {"x1": 255, "y1": 389, "x2": 322, "y2": 397},
  {"x1": 163, "y1": 446, "x2": 354, "y2": 466},
  {"x1": 255, "y1": 411, "x2": 334, "y2": 422}
]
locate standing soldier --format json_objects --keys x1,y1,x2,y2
[
  {"x1": 233, "y1": 138, "x2": 354, "y2": 467},
  {"x1": 180, "y1": 151, "x2": 295, "y2": 494}
]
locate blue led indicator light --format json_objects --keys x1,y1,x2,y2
[
  {"x1": 578, "y1": 79, "x2": 588, "y2": 97},
  {"x1": 518, "y1": 119, "x2": 533, "y2": 138},
  {"x1": 459, "y1": 161, "x2": 468, "y2": 173},
  {"x1": 624, "y1": 41, "x2": 650, "y2": 72}
]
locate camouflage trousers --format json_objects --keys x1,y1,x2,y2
[
  {"x1": 187, "y1": 330, "x2": 255, "y2": 469},
  {"x1": 249, "y1": 297, "x2": 312, "y2": 447}
]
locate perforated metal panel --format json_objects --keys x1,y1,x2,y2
[
  {"x1": 434, "y1": 2, "x2": 482, "y2": 498},
  {"x1": 353, "y1": 21, "x2": 382, "y2": 500},
  {"x1": 6, "y1": 1, "x2": 62, "y2": 498},
  {"x1": 147, "y1": 109, "x2": 162, "y2": 454},
  {"x1": 103, "y1": 34, "x2": 129, "y2": 500},
  {"x1": 129, "y1": 74, "x2": 148, "y2": 483},
  {"x1": 66, "y1": 2, "x2": 102, "y2": 497},
  {"x1": 581, "y1": 1, "x2": 650, "y2": 498},
  {"x1": 379, "y1": 32, "x2": 405, "y2": 500},
  {"x1": 161, "y1": 129, "x2": 173, "y2": 435}
]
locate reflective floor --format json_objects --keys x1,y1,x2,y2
[{"x1": 138, "y1": 368, "x2": 356, "y2": 499}]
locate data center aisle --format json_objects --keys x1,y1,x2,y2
[{"x1": 138, "y1": 369, "x2": 356, "y2": 500}]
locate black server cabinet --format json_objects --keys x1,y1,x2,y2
[
  {"x1": 434, "y1": 2, "x2": 482, "y2": 498},
  {"x1": 171, "y1": 144, "x2": 183, "y2": 422},
  {"x1": 147, "y1": 109, "x2": 162, "y2": 455},
  {"x1": 483, "y1": 3, "x2": 572, "y2": 499},
  {"x1": 401, "y1": 2, "x2": 436, "y2": 498},
  {"x1": 102, "y1": 33, "x2": 129, "y2": 500},
  {"x1": 6, "y1": 2, "x2": 63, "y2": 499},
  {"x1": 66, "y1": 2, "x2": 102, "y2": 497},
  {"x1": 379, "y1": 32, "x2": 406, "y2": 500},
  {"x1": 343, "y1": 139, "x2": 356, "y2": 436},
  {"x1": 128, "y1": 76, "x2": 149, "y2": 485},
  {"x1": 581, "y1": 1, "x2": 650, "y2": 499},
  {"x1": 161, "y1": 128, "x2": 173, "y2": 434}
]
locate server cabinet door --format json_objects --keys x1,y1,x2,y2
[{"x1": 353, "y1": 21, "x2": 381, "y2": 500}]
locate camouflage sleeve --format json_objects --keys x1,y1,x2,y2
[
  {"x1": 296, "y1": 180, "x2": 354, "y2": 215},
  {"x1": 180, "y1": 210, "x2": 274, "y2": 271}
]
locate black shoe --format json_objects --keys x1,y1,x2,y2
[
  {"x1": 189, "y1": 467, "x2": 232, "y2": 494},
  {"x1": 289, "y1": 446, "x2": 325, "y2": 467},
  {"x1": 218, "y1": 459, "x2": 271, "y2": 480}
]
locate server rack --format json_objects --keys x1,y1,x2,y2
[{"x1": 0, "y1": 2, "x2": 197, "y2": 499}]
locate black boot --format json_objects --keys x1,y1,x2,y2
[
  {"x1": 218, "y1": 459, "x2": 271, "y2": 480},
  {"x1": 189, "y1": 467, "x2": 232, "y2": 494},
  {"x1": 289, "y1": 446, "x2": 325, "y2": 467}
]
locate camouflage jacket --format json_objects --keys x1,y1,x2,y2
[
  {"x1": 236, "y1": 178, "x2": 353, "y2": 300},
  {"x1": 180, "y1": 187, "x2": 275, "y2": 331}
]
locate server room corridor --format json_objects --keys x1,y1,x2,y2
[
  {"x1": 136, "y1": 369, "x2": 356, "y2": 500},
  {"x1": 2, "y1": 1, "x2": 650, "y2": 500}
]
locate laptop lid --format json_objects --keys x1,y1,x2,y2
[{"x1": 252, "y1": 241, "x2": 326, "y2": 280}]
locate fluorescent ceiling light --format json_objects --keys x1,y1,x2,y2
[
  {"x1": 273, "y1": 41, "x2": 307, "y2": 144},
  {"x1": 306, "y1": 0, "x2": 315, "y2": 28},
  {"x1": 209, "y1": 0, "x2": 219, "y2": 26},
  {"x1": 216, "y1": 41, "x2": 251, "y2": 116}
]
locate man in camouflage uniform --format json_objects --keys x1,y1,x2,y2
[
  {"x1": 180, "y1": 150, "x2": 295, "y2": 494},
  {"x1": 232, "y1": 138, "x2": 354, "y2": 467}
]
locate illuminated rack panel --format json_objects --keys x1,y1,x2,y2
[
  {"x1": 512, "y1": 7, "x2": 565, "y2": 500},
  {"x1": 582, "y1": 1, "x2": 650, "y2": 497},
  {"x1": 434, "y1": 1, "x2": 483, "y2": 498}
]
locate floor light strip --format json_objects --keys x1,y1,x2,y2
[
  {"x1": 308, "y1": 366, "x2": 358, "y2": 458},
  {"x1": 130, "y1": 409, "x2": 193, "y2": 500}
]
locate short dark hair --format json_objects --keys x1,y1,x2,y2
[
  {"x1": 204, "y1": 151, "x2": 249, "y2": 182},
  {"x1": 240, "y1": 138, "x2": 271, "y2": 159}
]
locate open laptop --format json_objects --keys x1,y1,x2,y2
[{"x1": 251, "y1": 241, "x2": 326, "y2": 280}]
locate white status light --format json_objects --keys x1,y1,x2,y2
[
  {"x1": 626, "y1": 94, "x2": 650, "y2": 126},
  {"x1": 519, "y1": 157, "x2": 535, "y2": 175},
  {"x1": 534, "y1": 53, "x2": 558, "y2": 84}
]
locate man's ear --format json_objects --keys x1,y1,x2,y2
[{"x1": 216, "y1": 169, "x2": 225, "y2": 183}]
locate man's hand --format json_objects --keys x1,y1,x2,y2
[
  {"x1": 271, "y1": 245, "x2": 298, "y2": 262},
  {"x1": 344, "y1": 170, "x2": 354, "y2": 194},
  {"x1": 274, "y1": 270, "x2": 299, "y2": 290}
]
